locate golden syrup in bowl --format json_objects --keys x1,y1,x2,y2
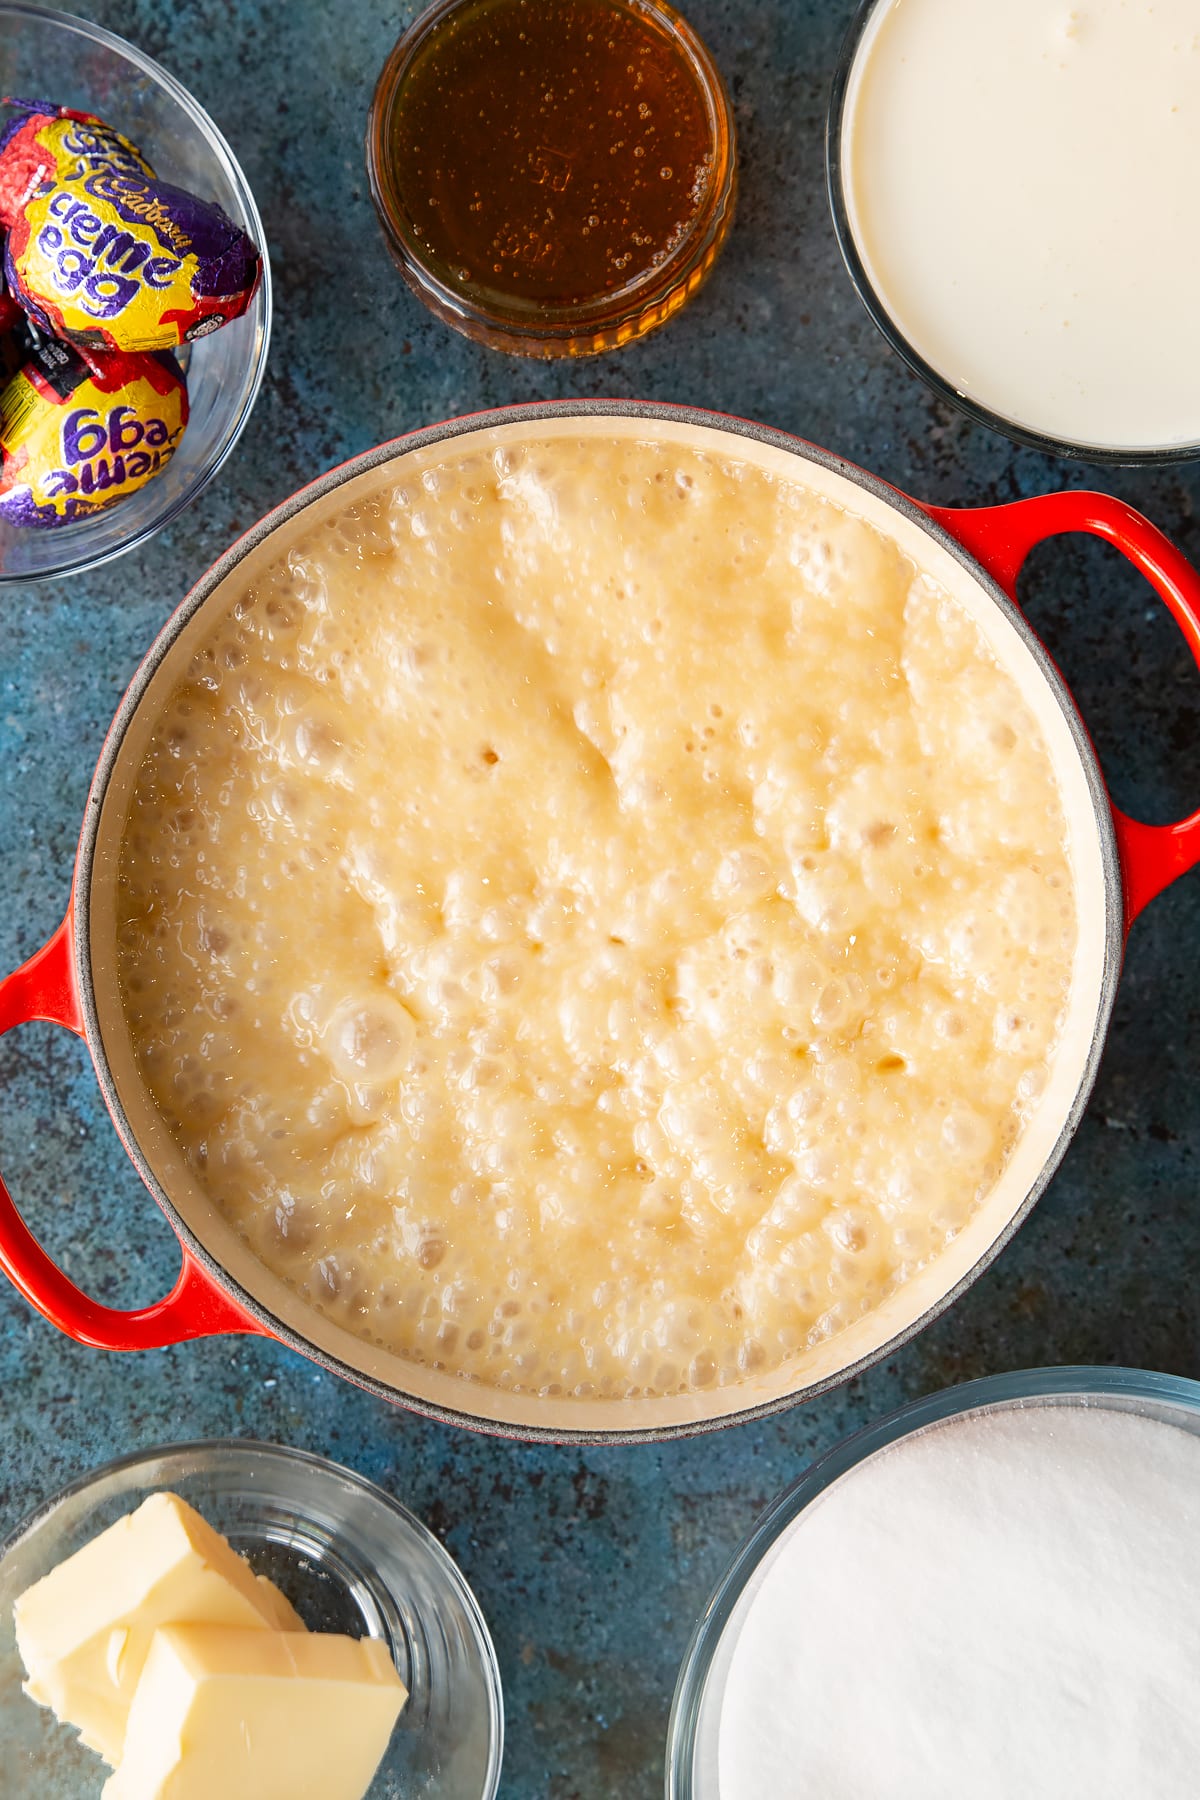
[{"x1": 367, "y1": 0, "x2": 736, "y2": 356}]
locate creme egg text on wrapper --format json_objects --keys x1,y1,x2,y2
[
  {"x1": 0, "y1": 99, "x2": 261, "y2": 353},
  {"x1": 0, "y1": 331, "x2": 187, "y2": 525}
]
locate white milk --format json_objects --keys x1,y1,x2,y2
[
  {"x1": 716, "y1": 1402, "x2": 1200, "y2": 1797},
  {"x1": 842, "y1": 0, "x2": 1200, "y2": 451}
]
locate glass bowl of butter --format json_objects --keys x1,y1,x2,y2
[{"x1": 0, "y1": 1439, "x2": 503, "y2": 1800}]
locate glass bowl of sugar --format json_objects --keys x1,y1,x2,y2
[{"x1": 667, "y1": 1366, "x2": 1200, "y2": 1799}]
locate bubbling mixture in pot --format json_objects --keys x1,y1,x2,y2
[{"x1": 116, "y1": 435, "x2": 1076, "y2": 1399}]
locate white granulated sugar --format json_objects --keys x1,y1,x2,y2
[{"x1": 717, "y1": 1403, "x2": 1200, "y2": 1798}]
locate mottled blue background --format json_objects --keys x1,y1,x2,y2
[{"x1": 2, "y1": 3, "x2": 1200, "y2": 1794}]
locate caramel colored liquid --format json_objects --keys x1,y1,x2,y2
[{"x1": 386, "y1": 0, "x2": 716, "y2": 308}]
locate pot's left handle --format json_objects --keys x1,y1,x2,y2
[
  {"x1": 925, "y1": 490, "x2": 1200, "y2": 927},
  {"x1": 0, "y1": 913, "x2": 260, "y2": 1349}
]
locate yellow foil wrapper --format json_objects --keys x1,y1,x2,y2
[{"x1": 0, "y1": 335, "x2": 187, "y2": 526}]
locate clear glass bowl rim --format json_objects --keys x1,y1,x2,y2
[
  {"x1": 0, "y1": 1436, "x2": 433, "y2": 1561},
  {"x1": 665, "y1": 1364, "x2": 1200, "y2": 1797},
  {"x1": 824, "y1": 0, "x2": 1200, "y2": 468},
  {"x1": 364, "y1": 0, "x2": 737, "y2": 343},
  {"x1": 0, "y1": 0, "x2": 273, "y2": 582}
]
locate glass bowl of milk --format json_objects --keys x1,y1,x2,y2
[
  {"x1": 667, "y1": 1366, "x2": 1200, "y2": 1798},
  {"x1": 828, "y1": 0, "x2": 1200, "y2": 461}
]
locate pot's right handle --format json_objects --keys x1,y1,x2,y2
[
  {"x1": 924, "y1": 490, "x2": 1200, "y2": 928},
  {"x1": 0, "y1": 913, "x2": 261, "y2": 1349}
]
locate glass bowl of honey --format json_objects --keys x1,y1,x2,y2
[{"x1": 366, "y1": 0, "x2": 737, "y2": 357}]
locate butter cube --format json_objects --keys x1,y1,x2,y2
[
  {"x1": 14, "y1": 1492, "x2": 305, "y2": 1766},
  {"x1": 103, "y1": 1623, "x2": 408, "y2": 1800}
]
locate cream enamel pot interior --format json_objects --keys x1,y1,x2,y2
[{"x1": 3, "y1": 402, "x2": 1200, "y2": 1444}]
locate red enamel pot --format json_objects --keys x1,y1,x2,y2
[{"x1": 2, "y1": 403, "x2": 1199, "y2": 1442}]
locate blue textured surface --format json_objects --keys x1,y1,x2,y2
[{"x1": 2, "y1": 3, "x2": 1200, "y2": 1794}]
